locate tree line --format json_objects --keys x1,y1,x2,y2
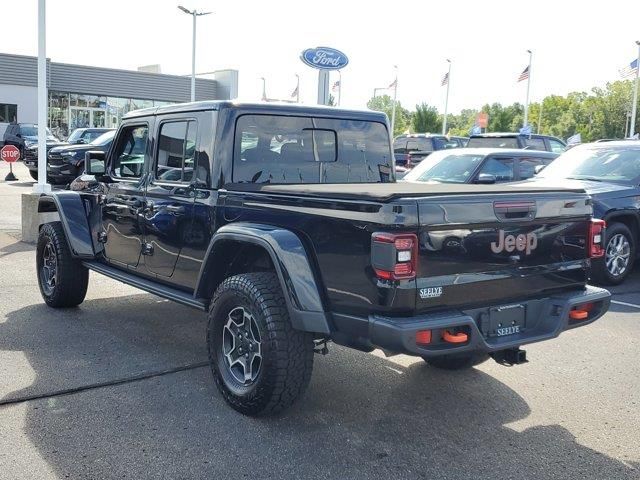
[{"x1": 367, "y1": 79, "x2": 639, "y2": 141}]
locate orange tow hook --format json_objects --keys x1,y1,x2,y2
[
  {"x1": 569, "y1": 303, "x2": 593, "y2": 321},
  {"x1": 442, "y1": 330, "x2": 468, "y2": 344}
]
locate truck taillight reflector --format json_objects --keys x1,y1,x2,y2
[
  {"x1": 415, "y1": 330, "x2": 432, "y2": 345},
  {"x1": 588, "y1": 219, "x2": 606, "y2": 258},
  {"x1": 372, "y1": 232, "x2": 418, "y2": 280}
]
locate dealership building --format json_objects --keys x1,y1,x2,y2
[{"x1": 0, "y1": 52, "x2": 238, "y2": 140}]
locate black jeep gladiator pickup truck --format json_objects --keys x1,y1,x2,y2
[{"x1": 36, "y1": 101, "x2": 611, "y2": 416}]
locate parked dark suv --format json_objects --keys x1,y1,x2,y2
[
  {"x1": 65, "y1": 127, "x2": 113, "y2": 145},
  {"x1": 393, "y1": 133, "x2": 458, "y2": 167},
  {"x1": 46, "y1": 130, "x2": 116, "y2": 185},
  {"x1": 2, "y1": 123, "x2": 62, "y2": 169},
  {"x1": 467, "y1": 133, "x2": 566, "y2": 153}
]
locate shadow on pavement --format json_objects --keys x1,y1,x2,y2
[
  {"x1": 0, "y1": 235, "x2": 33, "y2": 257},
  {"x1": 1, "y1": 294, "x2": 638, "y2": 479}
]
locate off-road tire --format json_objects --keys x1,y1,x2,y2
[
  {"x1": 424, "y1": 352, "x2": 489, "y2": 370},
  {"x1": 593, "y1": 222, "x2": 635, "y2": 285},
  {"x1": 207, "y1": 272, "x2": 314, "y2": 416},
  {"x1": 36, "y1": 222, "x2": 89, "y2": 308}
]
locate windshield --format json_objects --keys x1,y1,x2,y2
[
  {"x1": 19, "y1": 124, "x2": 56, "y2": 139},
  {"x1": 403, "y1": 151, "x2": 485, "y2": 183},
  {"x1": 67, "y1": 129, "x2": 84, "y2": 143},
  {"x1": 538, "y1": 145, "x2": 640, "y2": 184},
  {"x1": 90, "y1": 130, "x2": 116, "y2": 146}
]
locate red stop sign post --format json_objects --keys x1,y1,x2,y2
[{"x1": 1, "y1": 144, "x2": 20, "y2": 181}]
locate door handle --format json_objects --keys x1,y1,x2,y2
[{"x1": 166, "y1": 205, "x2": 186, "y2": 215}]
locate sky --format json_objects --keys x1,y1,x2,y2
[{"x1": 2, "y1": 0, "x2": 640, "y2": 113}]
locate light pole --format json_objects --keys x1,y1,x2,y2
[
  {"x1": 178, "y1": 5, "x2": 212, "y2": 102},
  {"x1": 390, "y1": 65, "x2": 398, "y2": 137},
  {"x1": 295, "y1": 74, "x2": 300, "y2": 103},
  {"x1": 442, "y1": 59, "x2": 451, "y2": 135},
  {"x1": 523, "y1": 49, "x2": 533, "y2": 129},
  {"x1": 260, "y1": 77, "x2": 267, "y2": 101},
  {"x1": 630, "y1": 40, "x2": 640, "y2": 138}
]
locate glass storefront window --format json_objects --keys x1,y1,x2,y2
[{"x1": 49, "y1": 91, "x2": 70, "y2": 140}]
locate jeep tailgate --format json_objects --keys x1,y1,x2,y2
[{"x1": 414, "y1": 192, "x2": 593, "y2": 312}]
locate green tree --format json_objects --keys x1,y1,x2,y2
[
  {"x1": 412, "y1": 103, "x2": 441, "y2": 133},
  {"x1": 367, "y1": 95, "x2": 411, "y2": 136},
  {"x1": 447, "y1": 109, "x2": 479, "y2": 136}
]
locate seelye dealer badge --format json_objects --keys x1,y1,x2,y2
[{"x1": 420, "y1": 287, "x2": 443, "y2": 299}]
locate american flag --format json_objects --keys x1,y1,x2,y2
[
  {"x1": 441, "y1": 72, "x2": 449, "y2": 87},
  {"x1": 332, "y1": 80, "x2": 341, "y2": 92},
  {"x1": 388, "y1": 78, "x2": 397, "y2": 89},
  {"x1": 619, "y1": 59, "x2": 639, "y2": 79},
  {"x1": 517, "y1": 66, "x2": 530, "y2": 82}
]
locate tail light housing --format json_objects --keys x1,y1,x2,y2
[
  {"x1": 588, "y1": 219, "x2": 605, "y2": 258},
  {"x1": 371, "y1": 232, "x2": 418, "y2": 280}
]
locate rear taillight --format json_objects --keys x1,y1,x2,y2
[
  {"x1": 371, "y1": 232, "x2": 418, "y2": 280},
  {"x1": 588, "y1": 219, "x2": 606, "y2": 258}
]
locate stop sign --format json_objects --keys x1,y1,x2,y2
[{"x1": 1, "y1": 145, "x2": 20, "y2": 163}]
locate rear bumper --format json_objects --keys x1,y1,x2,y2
[{"x1": 330, "y1": 285, "x2": 611, "y2": 357}]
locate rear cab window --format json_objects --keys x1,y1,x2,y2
[
  {"x1": 467, "y1": 137, "x2": 520, "y2": 148},
  {"x1": 233, "y1": 114, "x2": 392, "y2": 184}
]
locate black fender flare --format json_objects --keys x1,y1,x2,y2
[
  {"x1": 37, "y1": 191, "x2": 95, "y2": 258},
  {"x1": 195, "y1": 223, "x2": 330, "y2": 334}
]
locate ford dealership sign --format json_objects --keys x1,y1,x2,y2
[{"x1": 300, "y1": 47, "x2": 349, "y2": 70}]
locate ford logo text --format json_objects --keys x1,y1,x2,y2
[{"x1": 300, "y1": 47, "x2": 349, "y2": 70}]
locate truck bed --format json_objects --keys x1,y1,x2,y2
[{"x1": 227, "y1": 181, "x2": 587, "y2": 202}]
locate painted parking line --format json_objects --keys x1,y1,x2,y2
[{"x1": 611, "y1": 299, "x2": 640, "y2": 310}]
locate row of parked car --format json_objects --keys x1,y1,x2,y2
[
  {"x1": 395, "y1": 131, "x2": 639, "y2": 285},
  {"x1": 1, "y1": 123, "x2": 115, "y2": 182}
]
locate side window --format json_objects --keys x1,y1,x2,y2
[
  {"x1": 548, "y1": 139, "x2": 566, "y2": 153},
  {"x1": 155, "y1": 120, "x2": 197, "y2": 183},
  {"x1": 519, "y1": 157, "x2": 547, "y2": 180},
  {"x1": 477, "y1": 157, "x2": 514, "y2": 182},
  {"x1": 524, "y1": 137, "x2": 546, "y2": 150},
  {"x1": 111, "y1": 124, "x2": 148, "y2": 179}
]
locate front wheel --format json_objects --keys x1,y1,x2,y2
[
  {"x1": 207, "y1": 272, "x2": 314, "y2": 416},
  {"x1": 37, "y1": 222, "x2": 89, "y2": 307},
  {"x1": 593, "y1": 222, "x2": 635, "y2": 285},
  {"x1": 423, "y1": 352, "x2": 489, "y2": 370}
]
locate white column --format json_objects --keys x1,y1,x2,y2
[
  {"x1": 34, "y1": 0, "x2": 50, "y2": 194},
  {"x1": 317, "y1": 70, "x2": 330, "y2": 105},
  {"x1": 630, "y1": 41, "x2": 640, "y2": 137}
]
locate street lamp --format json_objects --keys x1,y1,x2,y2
[
  {"x1": 178, "y1": 5, "x2": 212, "y2": 102},
  {"x1": 260, "y1": 77, "x2": 267, "y2": 101}
]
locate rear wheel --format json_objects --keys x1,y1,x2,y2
[
  {"x1": 424, "y1": 352, "x2": 489, "y2": 370},
  {"x1": 37, "y1": 222, "x2": 89, "y2": 307},
  {"x1": 207, "y1": 272, "x2": 314, "y2": 416},
  {"x1": 593, "y1": 222, "x2": 635, "y2": 285}
]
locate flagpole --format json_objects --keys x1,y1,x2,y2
[
  {"x1": 295, "y1": 74, "x2": 300, "y2": 103},
  {"x1": 337, "y1": 70, "x2": 342, "y2": 106},
  {"x1": 537, "y1": 100, "x2": 543, "y2": 134},
  {"x1": 524, "y1": 49, "x2": 532, "y2": 129},
  {"x1": 442, "y1": 59, "x2": 451, "y2": 135},
  {"x1": 390, "y1": 65, "x2": 398, "y2": 136},
  {"x1": 630, "y1": 41, "x2": 640, "y2": 137}
]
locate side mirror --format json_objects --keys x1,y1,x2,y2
[
  {"x1": 476, "y1": 173, "x2": 497, "y2": 184},
  {"x1": 76, "y1": 138, "x2": 86, "y2": 144},
  {"x1": 84, "y1": 151, "x2": 106, "y2": 176},
  {"x1": 534, "y1": 164, "x2": 546, "y2": 175}
]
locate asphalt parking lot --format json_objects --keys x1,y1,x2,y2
[{"x1": 1, "y1": 161, "x2": 639, "y2": 480}]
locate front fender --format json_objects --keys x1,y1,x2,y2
[
  {"x1": 195, "y1": 223, "x2": 330, "y2": 334},
  {"x1": 38, "y1": 191, "x2": 95, "y2": 258}
]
